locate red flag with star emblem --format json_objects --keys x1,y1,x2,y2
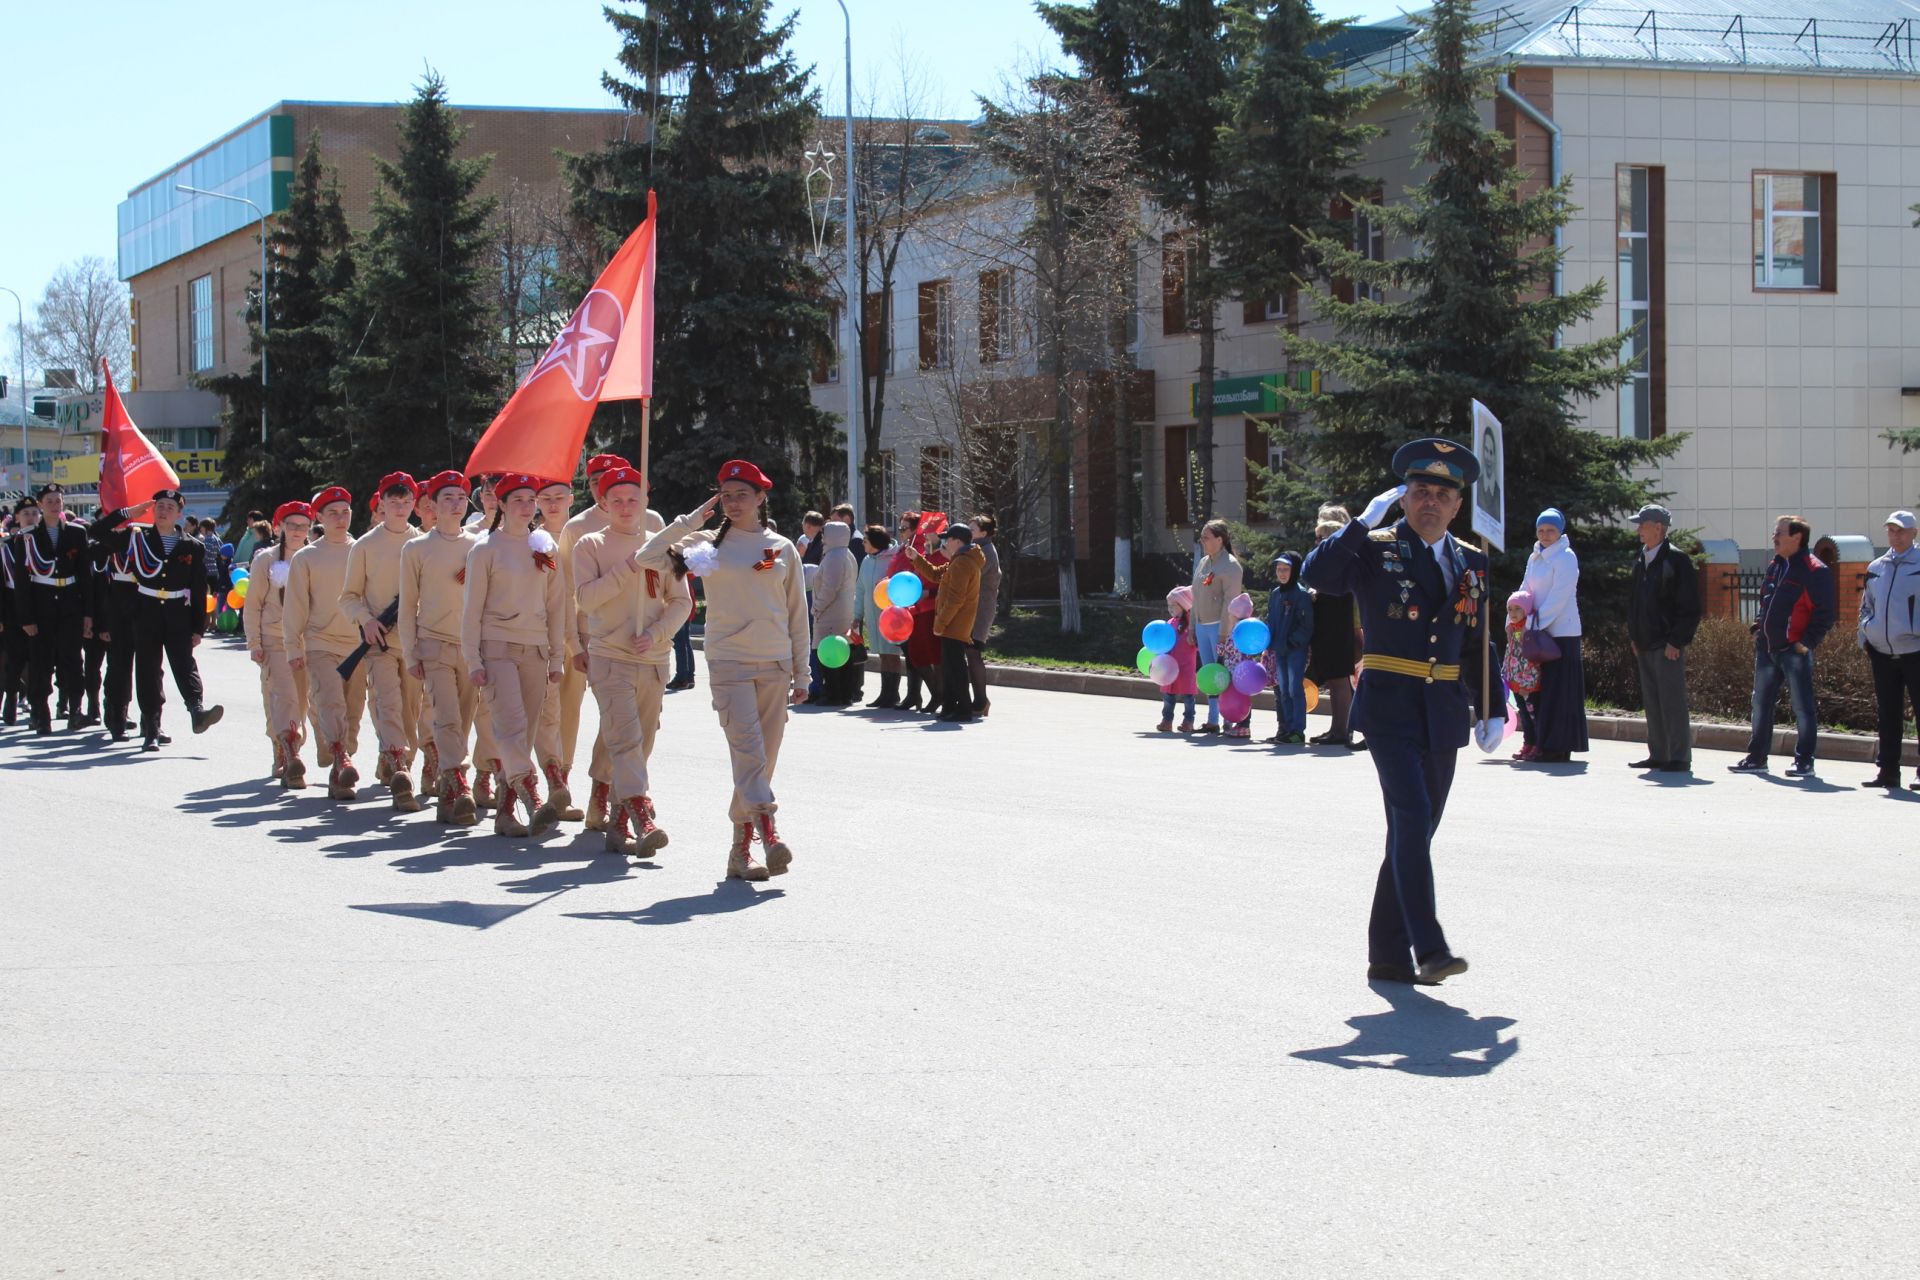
[
  {"x1": 97, "y1": 359, "x2": 179, "y2": 516},
  {"x1": 465, "y1": 191, "x2": 657, "y2": 482}
]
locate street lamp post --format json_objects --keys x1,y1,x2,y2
[
  {"x1": 0, "y1": 285, "x2": 26, "y2": 494},
  {"x1": 175, "y1": 184, "x2": 269, "y2": 445},
  {"x1": 832, "y1": 0, "x2": 863, "y2": 524}
]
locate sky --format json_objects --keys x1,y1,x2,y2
[{"x1": 1, "y1": 0, "x2": 1413, "y2": 372}]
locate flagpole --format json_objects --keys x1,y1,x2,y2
[{"x1": 640, "y1": 399, "x2": 652, "y2": 495}]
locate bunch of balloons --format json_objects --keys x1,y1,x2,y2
[
  {"x1": 1137, "y1": 618, "x2": 1180, "y2": 685},
  {"x1": 871, "y1": 571, "x2": 923, "y2": 650},
  {"x1": 223, "y1": 563, "x2": 252, "y2": 612}
]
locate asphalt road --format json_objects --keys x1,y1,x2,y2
[{"x1": 4, "y1": 638, "x2": 1916, "y2": 1278}]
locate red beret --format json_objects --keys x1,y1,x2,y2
[
  {"x1": 716, "y1": 459, "x2": 773, "y2": 491},
  {"x1": 494, "y1": 473, "x2": 544, "y2": 498},
  {"x1": 311, "y1": 486, "x2": 353, "y2": 513},
  {"x1": 594, "y1": 465, "x2": 646, "y2": 499},
  {"x1": 271, "y1": 501, "x2": 312, "y2": 527},
  {"x1": 422, "y1": 470, "x2": 471, "y2": 499},
  {"x1": 376, "y1": 471, "x2": 420, "y2": 499},
  {"x1": 585, "y1": 453, "x2": 631, "y2": 477}
]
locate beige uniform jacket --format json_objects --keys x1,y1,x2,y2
[
  {"x1": 573, "y1": 526, "x2": 693, "y2": 666},
  {"x1": 397, "y1": 527, "x2": 478, "y2": 663},
  {"x1": 241, "y1": 546, "x2": 292, "y2": 653},
  {"x1": 640, "y1": 513, "x2": 809, "y2": 688},
  {"x1": 460, "y1": 530, "x2": 568, "y2": 675},
  {"x1": 282, "y1": 537, "x2": 359, "y2": 655},
  {"x1": 339, "y1": 522, "x2": 420, "y2": 631}
]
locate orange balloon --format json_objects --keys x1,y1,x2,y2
[
  {"x1": 1303, "y1": 679, "x2": 1319, "y2": 713},
  {"x1": 204, "y1": 594, "x2": 217, "y2": 613},
  {"x1": 226, "y1": 589, "x2": 244, "y2": 609},
  {"x1": 873, "y1": 579, "x2": 892, "y2": 610}
]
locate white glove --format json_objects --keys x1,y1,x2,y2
[
  {"x1": 1473, "y1": 717, "x2": 1506, "y2": 754},
  {"x1": 1359, "y1": 484, "x2": 1406, "y2": 529}
]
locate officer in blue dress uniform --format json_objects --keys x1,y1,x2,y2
[{"x1": 1302, "y1": 438, "x2": 1505, "y2": 985}]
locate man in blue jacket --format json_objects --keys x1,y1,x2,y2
[
  {"x1": 1729, "y1": 514, "x2": 1837, "y2": 778},
  {"x1": 1859, "y1": 510, "x2": 1920, "y2": 790},
  {"x1": 1303, "y1": 438, "x2": 1503, "y2": 987}
]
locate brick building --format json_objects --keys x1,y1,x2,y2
[{"x1": 106, "y1": 99, "x2": 632, "y2": 510}]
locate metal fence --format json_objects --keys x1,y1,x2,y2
[{"x1": 1734, "y1": 569, "x2": 1767, "y2": 623}]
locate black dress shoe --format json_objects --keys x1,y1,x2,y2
[
  {"x1": 1656, "y1": 762, "x2": 1690, "y2": 773},
  {"x1": 108, "y1": 725, "x2": 129, "y2": 743},
  {"x1": 1863, "y1": 773, "x2": 1902, "y2": 789},
  {"x1": 141, "y1": 736, "x2": 160, "y2": 752},
  {"x1": 70, "y1": 712, "x2": 98, "y2": 730},
  {"x1": 1366, "y1": 962, "x2": 1418, "y2": 984},
  {"x1": 155, "y1": 730, "x2": 173, "y2": 745},
  {"x1": 191, "y1": 705, "x2": 224, "y2": 734},
  {"x1": 1628, "y1": 757, "x2": 1658, "y2": 768}
]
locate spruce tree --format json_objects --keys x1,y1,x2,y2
[
  {"x1": 1285, "y1": 0, "x2": 1679, "y2": 602},
  {"x1": 1215, "y1": 0, "x2": 1377, "y2": 531},
  {"x1": 566, "y1": 0, "x2": 837, "y2": 526},
  {"x1": 203, "y1": 135, "x2": 353, "y2": 521},
  {"x1": 1042, "y1": 0, "x2": 1241, "y2": 523},
  {"x1": 326, "y1": 73, "x2": 506, "y2": 500}
]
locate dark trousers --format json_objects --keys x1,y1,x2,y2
[
  {"x1": 1744, "y1": 645, "x2": 1817, "y2": 764},
  {"x1": 133, "y1": 600, "x2": 204, "y2": 729},
  {"x1": 939, "y1": 636, "x2": 971, "y2": 717},
  {"x1": 671, "y1": 618, "x2": 694, "y2": 684},
  {"x1": 1635, "y1": 646, "x2": 1692, "y2": 766},
  {"x1": 83, "y1": 634, "x2": 107, "y2": 710},
  {"x1": 1867, "y1": 645, "x2": 1920, "y2": 774},
  {"x1": 3, "y1": 626, "x2": 27, "y2": 704},
  {"x1": 1366, "y1": 732, "x2": 1458, "y2": 966},
  {"x1": 25, "y1": 608, "x2": 84, "y2": 720},
  {"x1": 104, "y1": 621, "x2": 137, "y2": 727}
]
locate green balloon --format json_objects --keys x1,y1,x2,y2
[
  {"x1": 1197, "y1": 662, "x2": 1231, "y2": 696},
  {"x1": 1136, "y1": 646, "x2": 1155, "y2": 676},
  {"x1": 819, "y1": 634, "x2": 851, "y2": 669}
]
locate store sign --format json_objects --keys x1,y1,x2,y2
[
  {"x1": 53, "y1": 449, "x2": 226, "y2": 487},
  {"x1": 1188, "y1": 370, "x2": 1319, "y2": 416},
  {"x1": 54, "y1": 392, "x2": 107, "y2": 433}
]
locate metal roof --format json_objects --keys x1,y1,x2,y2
[{"x1": 1338, "y1": 2, "x2": 1920, "y2": 81}]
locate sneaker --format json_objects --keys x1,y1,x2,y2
[
  {"x1": 1784, "y1": 759, "x2": 1816, "y2": 778},
  {"x1": 1416, "y1": 953, "x2": 1469, "y2": 984},
  {"x1": 1727, "y1": 757, "x2": 1768, "y2": 773},
  {"x1": 1285, "y1": 731, "x2": 1307, "y2": 745}
]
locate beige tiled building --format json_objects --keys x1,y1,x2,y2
[{"x1": 813, "y1": 1, "x2": 1920, "y2": 588}]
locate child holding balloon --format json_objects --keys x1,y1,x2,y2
[{"x1": 1153, "y1": 586, "x2": 1200, "y2": 732}]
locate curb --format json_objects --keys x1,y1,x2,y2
[{"x1": 689, "y1": 635, "x2": 1909, "y2": 767}]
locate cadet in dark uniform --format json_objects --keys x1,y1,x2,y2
[
  {"x1": 1302, "y1": 438, "x2": 1504, "y2": 986},
  {"x1": 11, "y1": 484, "x2": 93, "y2": 735},
  {"x1": 85, "y1": 505, "x2": 149, "y2": 742},
  {"x1": 81, "y1": 528, "x2": 114, "y2": 728},
  {"x1": 91, "y1": 490, "x2": 224, "y2": 750},
  {"x1": 1, "y1": 498, "x2": 35, "y2": 724}
]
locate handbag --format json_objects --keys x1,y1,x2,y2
[{"x1": 1519, "y1": 626, "x2": 1561, "y2": 664}]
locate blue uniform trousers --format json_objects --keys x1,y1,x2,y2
[{"x1": 1365, "y1": 730, "x2": 1457, "y2": 966}]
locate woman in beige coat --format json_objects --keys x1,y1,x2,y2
[
  {"x1": 462, "y1": 473, "x2": 570, "y2": 838},
  {"x1": 639, "y1": 459, "x2": 809, "y2": 882},
  {"x1": 242, "y1": 500, "x2": 315, "y2": 788}
]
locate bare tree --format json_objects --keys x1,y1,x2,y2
[
  {"x1": 837, "y1": 55, "x2": 985, "y2": 516},
  {"x1": 28, "y1": 257, "x2": 131, "y2": 390},
  {"x1": 495, "y1": 178, "x2": 593, "y2": 379},
  {"x1": 964, "y1": 73, "x2": 1142, "y2": 633}
]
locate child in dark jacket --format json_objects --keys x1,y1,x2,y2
[{"x1": 1264, "y1": 552, "x2": 1314, "y2": 744}]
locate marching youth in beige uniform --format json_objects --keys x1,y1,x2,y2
[
  {"x1": 564, "y1": 453, "x2": 667, "y2": 832},
  {"x1": 573, "y1": 464, "x2": 691, "y2": 857},
  {"x1": 284, "y1": 486, "x2": 368, "y2": 800},
  {"x1": 639, "y1": 459, "x2": 809, "y2": 882},
  {"x1": 242, "y1": 501, "x2": 317, "y2": 788},
  {"x1": 463, "y1": 473, "x2": 570, "y2": 838},
  {"x1": 406, "y1": 489, "x2": 439, "y2": 798},
  {"x1": 339, "y1": 471, "x2": 424, "y2": 812},
  {"x1": 531, "y1": 478, "x2": 584, "y2": 820},
  {"x1": 399, "y1": 471, "x2": 483, "y2": 827}
]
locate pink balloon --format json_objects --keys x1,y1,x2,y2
[
  {"x1": 1147, "y1": 653, "x2": 1179, "y2": 685},
  {"x1": 1218, "y1": 687, "x2": 1253, "y2": 722},
  {"x1": 1231, "y1": 659, "x2": 1268, "y2": 695}
]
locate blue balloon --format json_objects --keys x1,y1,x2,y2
[
  {"x1": 1141, "y1": 619, "x2": 1177, "y2": 655},
  {"x1": 230, "y1": 567, "x2": 249, "y2": 580},
  {"x1": 1232, "y1": 617, "x2": 1272, "y2": 654},
  {"x1": 886, "y1": 572, "x2": 923, "y2": 607}
]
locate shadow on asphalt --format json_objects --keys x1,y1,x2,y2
[
  {"x1": 1291, "y1": 983, "x2": 1519, "y2": 1077},
  {"x1": 564, "y1": 879, "x2": 786, "y2": 926},
  {"x1": 348, "y1": 899, "x2": 549, "y2": 929}
]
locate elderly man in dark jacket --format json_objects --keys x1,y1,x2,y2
[
  {"x1": 1730, "y1": 514, "x2": 1837, "y2": 778},
  {"x1": 1625, "y1": 505, "x2": 1701, "y2": 773}
]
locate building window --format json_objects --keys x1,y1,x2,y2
[
  {"x1": 188, "y1": 275, "x2": 214, "y2": 373},
  {"x1": 1162, "y1": 231, "x2": 1198, "y2": 336},
  {"x1": 1752, "y1": 172, "x2": 1835, "y2": 291},
  {"x1": 917, "y1": 279, "x2": 954, "y2": 370},
  {"x1": 1163, "y1": 424, "x2": 1200, "y2": 526},
  {"x1": 919, "y1": 444, "x2": 956, "y2": 515},
  {"x1": 1353, "y1": 205, "x2": 1386, "y2": 304},
  {"x1": 875, "y1": 448, "x2": 897, "y2": 523},
  {"x1": 1617, "y1": 165, "x2": 1666, "y2": 440},
  {"x1": 1241, "y1": 294, "x2": 1285, "y2": 326},
  {"x1": 862, "y1": 290, "x2": 890, "y2": 375},
  {"x1": 813, "y1": 302, "x2": 841, "y2": 384},
  {"x1": 978, "y1": 269, "x2": 1015, "y2": 363}
]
